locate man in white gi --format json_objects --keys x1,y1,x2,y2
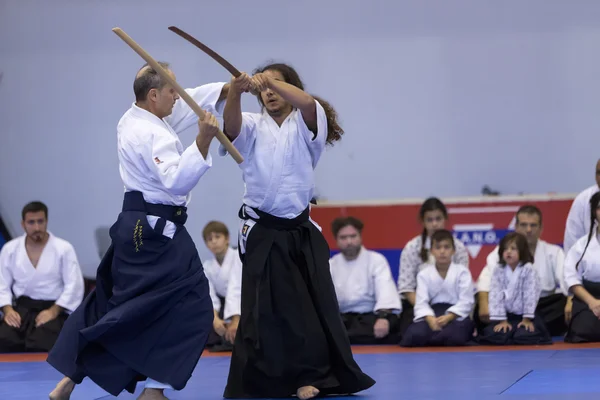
[
  {"x1": 476, "y1": 205, "x2": 571, "y2": 336},
  {"x1": 0, "y1": 201, "x2": 84, "y2": 353},
  {"x1": 328, "y1": 216, "x2": 402, "y2": 344},
  {"x1": 47, "y1": 62, "x2": 226, "y2": 400},
  {"x1": 563, "y1": 159, "x2": 600, "y2": 254}
]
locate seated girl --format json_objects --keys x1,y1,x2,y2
[{"x1": 478, "y1": 232, "x2": 551, "y2": 345}]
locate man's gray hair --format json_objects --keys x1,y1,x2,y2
[{"x1": 133, "y1": 61, "x2": 171, "y2": 102}]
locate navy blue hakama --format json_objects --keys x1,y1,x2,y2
[
  {"x1": 46, "y1": 191, "x2": 213, "y2": 396},
  {"x1": 477, "y1": 313, "x2": 552, "y2": 345},
  {"x1": 400, "y1": 303, "x2": 474, "y2": 347}
]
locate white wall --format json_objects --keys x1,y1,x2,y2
[{"x1": 1, "y1": 0, "x2": 600, "y2": 275}]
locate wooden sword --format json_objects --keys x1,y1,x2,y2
[{"x1": 112, "y1": 27, "x2": 244, "y2": 164}]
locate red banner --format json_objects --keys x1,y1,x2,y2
[{"x1": 311, "y1": 195, "x2": 574, "y2": 282}]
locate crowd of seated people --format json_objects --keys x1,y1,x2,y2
[
  {"x1": 329, "y1": 205, "x2": 560, "y2": 347},
  {"x1": 1, "y1": 160, "x2": 599, "y2": 353},
  {"x1": 323, "y1": 159, "x2": 600, "y2": 347}
]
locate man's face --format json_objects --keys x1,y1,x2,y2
[
  {"x1": 151, "y1": 70, "x2": 180, "y2": 118},
  {"x1": 515, "y1": 212, "x2": 541, "y2": 247},
  {"x1": 336, "y1": 225, "x2": 362, "y2": 259},
  {"x1": 21, "y1": 211, "x2": 47, "y2": 242}
]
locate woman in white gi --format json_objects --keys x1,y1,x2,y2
[
  {"x1": 219, "y1": 64, "x2": 375, "y2": 400},
  {"x1": 564, "y1": 191, "x2": 600, "y2": 343},
  {"x1": 400, "y1": 230, "x2": 475, "y2": 347},
  {"x1": 563, "y1": 159, "x2": 600, "y2": 254},
  {"x1": 397, "y1": 197, "x2": 470, "y2": 334},
  {"x1": 478, "y1": 232, "x2": 552, "y2": 345}
]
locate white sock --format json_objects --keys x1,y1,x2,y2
[{"x1": 145, "y1": 378, "x2": 173, "y2": 390}]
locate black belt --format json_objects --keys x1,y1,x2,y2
[
  {"x1": 238, "y1": 204, "x2": 309, "y2": 230},
  {"x1": 122, "y1": 191, "x2": 188, "y2": 225}
]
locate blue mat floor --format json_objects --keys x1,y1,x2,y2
[{"x1": 2, "y1": 348, "x2": 600, "y2": 399}]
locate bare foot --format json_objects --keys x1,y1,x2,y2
[
  {"x1": 297, "y1": 386, "x2": 319, "y2": 399},
  {"x1": 49, "y1": 377, "x2": 75, "y2": 400},
  {"x1": 137, "y1": 388, "x2": 169, "y2": 399}
]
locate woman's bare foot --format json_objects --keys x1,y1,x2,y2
[
  {"x1": 297, "y1": 386, "x2": 320, "y2": 399},
  {"x1": 137, "y1": 388, "x2": 169, "y2": 399},
  {"x1": 49, "y1": 377, "x2": 75, "y2": 400}
]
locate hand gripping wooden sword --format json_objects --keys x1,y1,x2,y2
[{"x1": 111, "y1": 27, "x2": 244, "y2": 164}]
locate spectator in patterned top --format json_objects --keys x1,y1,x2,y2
[
  {"x1": 397, "y1": 197, "x2": 469, "y2": 335},
  {"x1": 477, "y1": 232, "x2": 552, "y2": 345},
  {"x1": 475, "y1": 205, "x2": 570, "y2": 336}
]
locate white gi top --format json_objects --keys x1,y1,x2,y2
[
  {"x1": 477, "y1": 240, "x2": 567, "y2": 297},
  {"x1": 0, "y1": 232, "x2": 84, "y2": 313},
  {"x1": 203, "y1": 247, "x2": 242, "y2": 320},
  {"x1": 413, "y1": 263, "x2": 474, "y2": 321},
  {"x1": 219, "y1": 100, "x2": 327, "y2": 218},
  {"x1": 564, "y1": 233, "x2": 600, "y2": 291},
  {"x1": 397, "y1": 234, "x2": 470, "y2": 296},
  {"x1": 329, "y1": 247, "x2": 401, "y2": 314},
  {"x1": 118, "y1": 82, "x2": 226, "y2": 207},
  {"x1": 564, "y1": 185, "x2": 599, "y2": 254}
]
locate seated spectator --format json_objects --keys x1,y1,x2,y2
[
  {"x1": 564, "y1": 191, "x2": 600, "y2": 343},
  {"x1": 400, "y1": 230, "x2": 475, "y2": 347},
  {"x1": 0, "y1": 201, "x2": 84, "y2": 352},
  {"x1": 202, "y1": 221, "x2": 242, "y2": 351},
  {"x1": 477, "y1": 232, "x2": 552, "y2": 345},
  {"x1": 329, "y1": 217, "x2": 401, "y2": 344},
  {"x1": 476, "y1": 205, "x2": 570, "y2": 336},
  {"x1": 563, "y1": 159, "x2": 600, "y2": 255},
  {"x1": 397, "y1": 197, "x2": 470, "y2": 335}
]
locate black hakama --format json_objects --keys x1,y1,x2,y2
[
  {"x1": 471, "y1": 300, "x2": 487, "y2": 335},
  {"x1": 223, "y1": 205, "x2": 376, "y2": 398},
  {"x1": 341, "y1": 312, "x2": 400, "y2": 345},
  {"x1": 399, "y1": 303, "x2": 474, "y2": 347},
  {"x1": 565, "y1": 280, "x2": 600, "y2": 343},
  {"x1": 398, "y1": 300, "x2": 415, "y2": 336},
  {"x1": 0, "y1": 296, "x2": 68, "y2": 352},
  {"x1": 46, "y1": 191, "x2": 214, "y2": 396},
  {"x1": 477, "y1": 313, "x2": 552, "y2": 345},
  {"x1": 536, "y1": 293, "x2": 568, "y2": 336}
]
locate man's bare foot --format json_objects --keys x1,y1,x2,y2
[
  {"x1": 137, "y1": 388, "x2": 169, "y2": 399},
  {"x1": 297, "y1": 386, "x2": 319, "y2": 399},
  {"x1": 49, "y1": 377, "x2": 75, "y2": 400}
]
